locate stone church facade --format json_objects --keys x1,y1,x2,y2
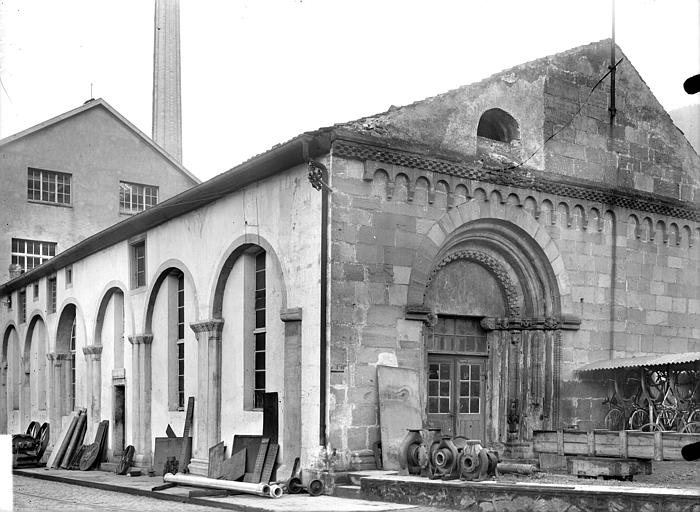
[{"x1": 1, "y1": 40, "x2": 698, "y2": 473}]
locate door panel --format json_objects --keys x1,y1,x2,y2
[{"x1": 427, "y1": 357, "x2": 485, "y2": 440}]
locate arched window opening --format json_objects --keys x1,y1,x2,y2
[
  {"x1": 70, "y1": 318, "x2": 76, "y2": 411},
  {"x1": 477, "y1": 108, "x2": 520, "y2": 143}
]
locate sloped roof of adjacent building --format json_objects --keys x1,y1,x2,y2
[
  {"x1": 1, "y1": 39, "x2": 698, "y2": 294},
  {"x1": 0, "y1": 98, "x2": 200, "y2": 185}
]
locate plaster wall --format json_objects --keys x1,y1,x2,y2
[
  {"x1": 0, "y1": 104, "x2": 197, "y2": 282},
  {"x1": 0, "y1": 161, "x2": 323, "y2": 463}
]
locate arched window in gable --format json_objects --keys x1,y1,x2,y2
[{"x1": 477, "y1": 108, "x2": 520, "y2": 142}]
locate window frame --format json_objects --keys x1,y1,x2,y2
[
  {"x1": 27, "y1": 167, "x2": 72, "y2": 206},
  {"x1": 47, "y1": 276, "x2": 57, "y2": 314},
  {"x1": 129, "y1": 237, "x2": 147, "y2": 289},
  {"x1": 18, "y1": 289, "x2": 26, "y2": 323},
  {"x1": 11, "y1": 238, "x2": 56, "y2": 273},
  {"x1": 176, "y1": 272, "x2": 185, "y2": 411},
  {"x1": 119, "y1": 181, "x2": 159, "y2": 215},
  {"x1": 252, "y1": 250, "x2": 266, "y2": 410}
]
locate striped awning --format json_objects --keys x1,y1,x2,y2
[{"x1": 578, "y1": 352, "x2": 700, "y2": 372}]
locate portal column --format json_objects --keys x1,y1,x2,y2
[
  {"x1": 188, "y1": 319, "x2": 224, "y2": 476},
  {"x1": 128, "y1": 334, "x2": 153, "y2": 465}
]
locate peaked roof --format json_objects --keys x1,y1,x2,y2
[{"x1": 0, "y1": 98, "x2": 200, "y2": 185}]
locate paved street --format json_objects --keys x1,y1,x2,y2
[
  {"x1": 13, "y1": 475, "x2": 452, "y2": 512},
  {"x1": 14, "y1": 475, "x2": 240, "y2": 511}
]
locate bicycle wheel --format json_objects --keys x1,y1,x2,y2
[
  {"x1": 629, "y1": 409, "x2": 649, "y2": 430},
  {"x1": 604, "y1": 408, "x2": 625, "y2": 431},
  {"x1": 680, "y1": 422, "x2": 700, "y2": 434},
  {"x1": 686, "y1": 409, "x2": 700, "y2": 425},
  {"x1": 657, "y1": 408, "x2": 682, "y2": 431},
  {"x1": 639, "y1": 422, "x2": 662, "y2": 432}
]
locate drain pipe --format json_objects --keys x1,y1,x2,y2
[{"x1": 307, "y1": 154, "x2": 331, "y2": 447}]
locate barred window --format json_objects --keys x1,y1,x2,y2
[
  {"x1": 47, "y1": 277, "x2": 57, "y2": 314},
  {"x1": 11, "y1": 238, "x2": 56, "y2": 273},
  {"x1": 119, "y1": 182, "x2": 159, "y2": 214},
  {"x1": 253, "y1": 251, "x2": 266, "y2": 409},
  {"x1": 28, "y1": 168, "x2": 71, "y2": 205},
  {"x1": 18, "y1": 290, "x2": 26, "y2": 323},
  {"x1": 177, "y1": 272, "x2": 185, "y2": 410}
]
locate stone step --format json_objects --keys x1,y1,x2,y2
[
  {"x1": 347, "y1": 469, "x2": 398, "y2": 486},
  {"x1": 334, "y1": 484, "x2": 362, "y2": 499}
]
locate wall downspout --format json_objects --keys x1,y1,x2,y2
[{"x1": 307, "y1": 149, "x2": 331, "y2": 448}]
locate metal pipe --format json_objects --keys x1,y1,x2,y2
[{"x1": 163, "y1": 473, "x2": 282, "y2": 498}]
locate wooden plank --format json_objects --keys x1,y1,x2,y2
[
  {"x1": 376, "y1": 365, "x2": 422, "y2": 470},
  {"x1": 179, "y1": 396, "x2": 194, "y2": 472},
  {"x1": 208, "y1": 441, "x2": 226, "y2": 479},
  {"x1": 556, "y1": 429, "x2": 564, "y2": 456},
  {"x1": 260, "y1": 443, "x2": 278, "y2": 484},
  {"x1": 232, "y1": 435, "x2": 262, "y2": 474},
  {"x1": 619, "y1": 430, "x2": 628, "y2": 458},
  {"x1": 221, "y1": 448, "x2": 246, "y2": 481},
  {"x1": 165, "y1": 424, "x2": 177, "y2": 438},
  {"x1": 152, "y1": 483, "x2": 177, "y2": 492},
  {"x1": 60, "y1": 413, "x2": 87, "y2": 469},
  {"x1": 586, "y1": 430, "x2": 594, "y2": 456},
  {"x1": 47, "y1": 411, "x2": 79, "y2": 469},
  {"x1": 245, "y1": 438, "x2": 269, "y2": 484},
  {"x1": 653, "y1": 431, "x2": 663, "y2": 461},
  {"x1": 262, "y1": 392, "x2": 279, "y2": 445},
  {"x1": 153, "y1": 437, "x2": 184, "y2": 476}
]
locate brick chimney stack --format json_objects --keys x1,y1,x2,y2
[{"x1": 152, "y1": 0, "x2": 183, "y2": 162}]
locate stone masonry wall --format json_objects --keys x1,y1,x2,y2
[{"x1": 328, "y1": 142, "x2": 699, "y2": 450}]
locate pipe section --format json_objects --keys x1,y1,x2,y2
[{"x1": 163, "y1": 473, "x2": 282, "y2": 498}]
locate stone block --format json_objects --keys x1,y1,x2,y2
[
  {"x1": 387, "y1": 284, "x2": 407, "y2": 306},
  {"x1": 394, "y1": 230, "x2": 422, "y2": 250},
  {"x1": 655, "y1": 295, "x2": 672, "y2": 312},
  {"x1": 366, "y1": 305, "x2": 402, "y2": 326},
  {"x1": 392, "y1": 265, "x2": 411, "y2": 285},
  {"x1": 355, "y1": 243, "x2": 382, "y2": 264},
  {"x1": 382, "y1": 246, "x2": 414, "y2": 267},
  {"x1": 347, "y1": 385, "x2": 377, "y2": 405},
  {"x1": 366, "y1": 264, "x2": 394, "y2": 284},
  {"x1": 347, "y1": 426, "x2": 368, "y2": 451},
  {"x1": 371, "y1": 212, "x2": 416, "y2": 232},
  {"x1": 344, "y1": 263, "x2": 365, "y2": 282}
]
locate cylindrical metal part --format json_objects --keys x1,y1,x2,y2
[{"x1": 163, "y1": 472, "x2": 282, "y2": 498}]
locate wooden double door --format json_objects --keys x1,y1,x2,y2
[{"x1": 427, "y1": 356, "x2": 486, "y2": 440}]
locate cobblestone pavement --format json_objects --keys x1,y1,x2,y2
[
  {"x1": 13, "y1": 475, "x2": 449, "y2": 512},
  {"x1": 14, "y1": 475, "x2": 240, "y2": 511}
]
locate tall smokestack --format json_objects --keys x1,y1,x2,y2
[{"x1": 152, "y1": 0, "x2": 182, "y2": 162}]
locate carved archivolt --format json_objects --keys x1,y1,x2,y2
[{"x1": 426, "y1": 249, "x2": 520, "y2": 317}]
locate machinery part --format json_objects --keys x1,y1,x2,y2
[
  {"x1": 398, "y1": 429, "x2": 424, "y2": 476},
  {"x1": 163, "y1": 472, "x2": 282, "y2": 498},
  {"x1": 26, "y1": 421, "x2": 41, "y2": 438},
  {"x1": 79, "y1": 443, "x2": 101, "y2": 471},
  {"x1": 497, "y1": 462, "x2": 538, "y2": 475},
  {"x1": 431, "y1": 436, "x2": 459, "y2": 480},
  {"x1": 116, "y1": 445, "x2": 135, "y2": 475},
  {"x1": 287, "y1": 476, "x2": 303, "y2": 494},
  {"x1": 307, "y1": 479, "x2": 324, "y2": 496},
  {"x1": 35, "y1": 423, "x2": 50, "y2": 462}
]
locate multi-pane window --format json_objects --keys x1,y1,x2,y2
[
  {"x1": 11, "y1": 238, "x2": 56, "y2": 272},
  {"x1": 131, "y1": 241, "x2": 146, "y2": 288},
  {"x1": 28, "y1": 168, "x2": 71, "y2": 205},
  {"x1": 177, "y1": 272, "x2": 185, "y2": 410},
  {"x1": 119, "y1": 182, "x2": 158, "y2": 214},
  {"x1": 33, "y1": 283, "x2": 39, "y2": 301},
  {"x1": 253, "y1": 251, "x2": 266, "y2": 409},
  {"x1": 18, "y1": 290, "x2": 26, "y2": 323},
  {"x1": 458, "y1": 363, "x2": 481, "y2": 414},
  {"x1": 47, "y1": 277, "x2": 57, "y2": 314},
  {"x1": 70, "y1": 318, "x2": 76, "y2": 410},
  {"x1": 428, "y1": 362, "x2": 451, "y2": 414},
  {"x1": 427, "y1": 316, "x2": 488, "y2": 354}
]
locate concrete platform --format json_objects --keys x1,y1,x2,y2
[
  {"x1": 360, "y1": 474, "x2": 700, "y2": 511},
  {"x1": 14, "y1": 467, "x2": 417, "y2": 512}
]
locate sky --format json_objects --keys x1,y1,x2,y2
[{"x1": 0, "y1": 0, "x2": 698, "y2": 182}]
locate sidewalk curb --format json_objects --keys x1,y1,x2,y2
[{"x1": 14, "y1": 469, "x2": 274, "y2": 512}]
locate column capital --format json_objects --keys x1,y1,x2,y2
[
  {"x1": 129, "y1": 334, "x2": 154, "y2": 345},
  {"x1": 189, "y1": 319, "x2": 224, "y2": 338},
  {"x1": 82, "y1": 345, "x2": 104, "y2": 356},
  {"x1": 48, "y1": 351, "x2": 71, "y2": 362}
]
